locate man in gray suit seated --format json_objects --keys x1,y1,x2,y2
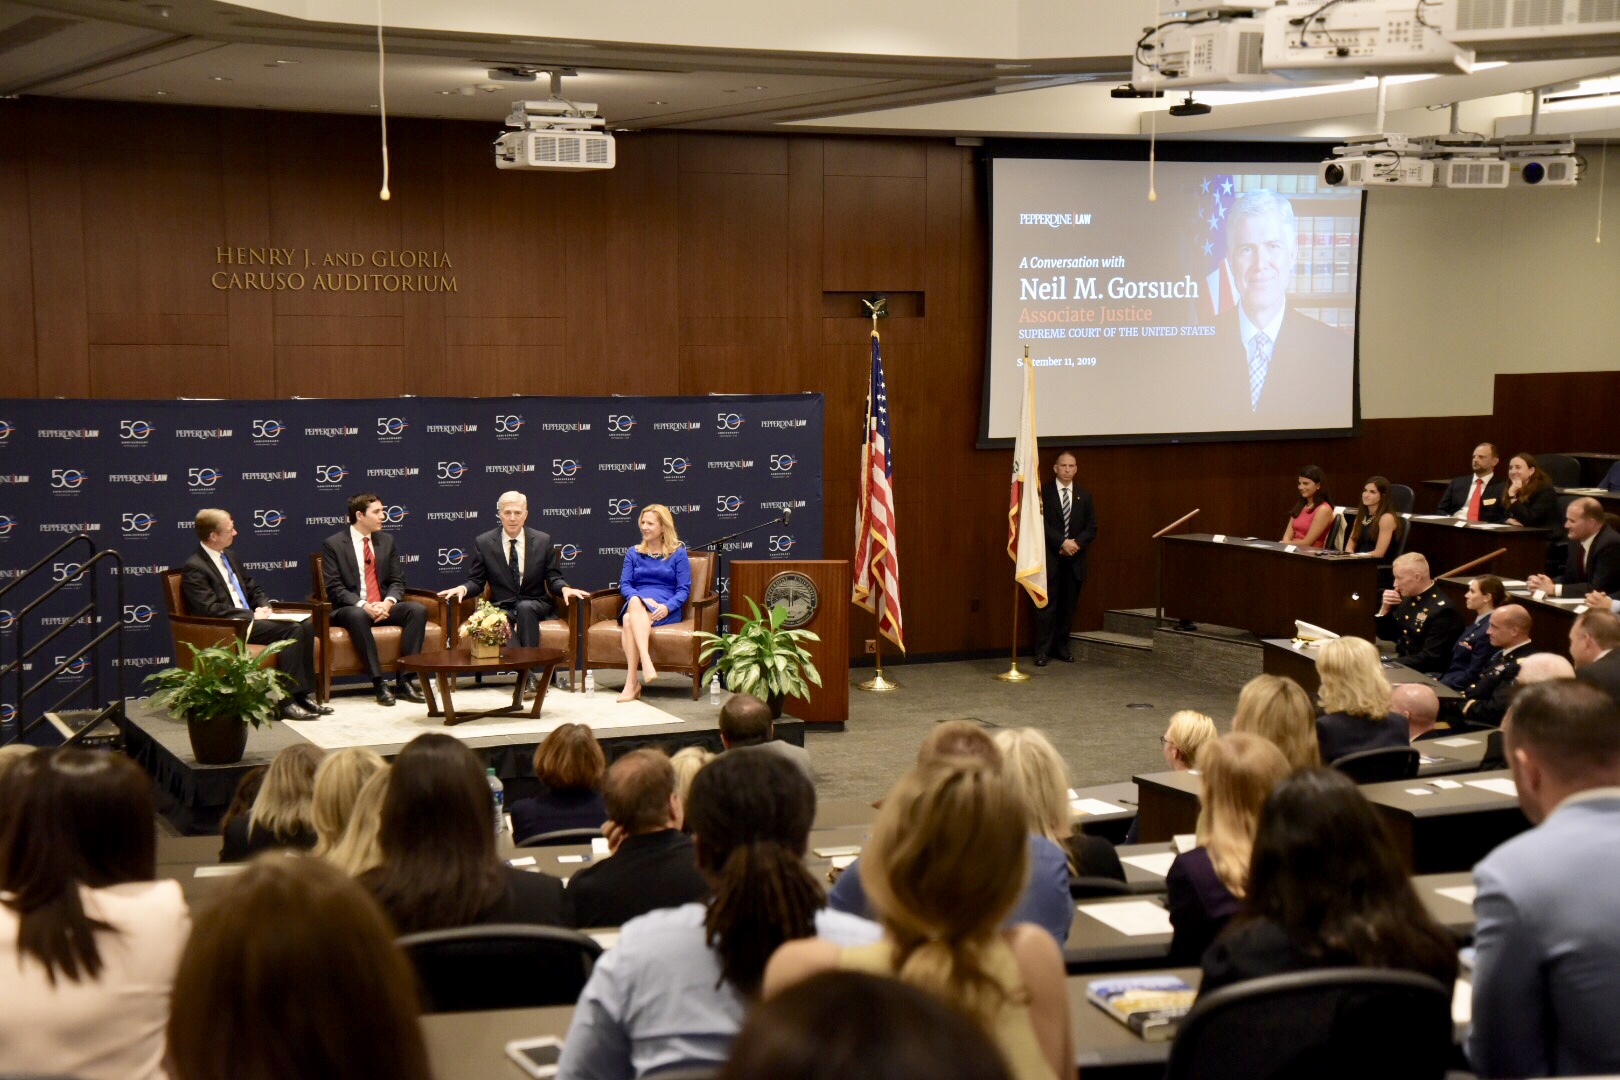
[{"x1": 1468, "y1": 679, "x2": 1620, "y2": 1078}]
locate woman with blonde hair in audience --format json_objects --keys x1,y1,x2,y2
[
  {"x1": 1165, "y1": 733, "x2": 1291, "y2": 964},
  {"x1": 220, "y1": 743, "x2": 323, "y2": 863},
  {"x1": 323, "y1": 766, "x2": 391, "y2": 878},
  {"x1": 0, "y1": 750, "x2": 191, "y2": 1080},
  {"x1": 1314, "y1": 635, "x2": 1406, "y2": 764},
  {"x1": 668, "y1": 745, "x2": 714, "y2": 811},
  {"x1": 309, "y1": 747, "x2": 386, "y2": 860},
  {"x1": 509, "y1": 722, "x2": 607, "y2": 843},
  {"x1": 993, "y1": 726, "x2": 1124, "y2": 882},
  {"x1": 1161, "y1": 710, "x2": 1217, "y2": 771},
  {"x1": 1232, "y1": 673, "x2": 1321, "y2": 769},
  {"x1": 168, "y1": 856, "x2": 431, "y2": 1080},
  {"x1": 767, "y1": 757, "x2": 1071, "y2": 1080}
]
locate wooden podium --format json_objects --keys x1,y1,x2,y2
[{"x1": 731, "y1": 560, "x2": 849, "y2": 731}]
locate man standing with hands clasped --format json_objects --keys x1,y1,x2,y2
[{"x1": 1034, "y1": 449, "x2": 1096, "y2": 668}]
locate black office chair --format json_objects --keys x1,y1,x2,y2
[
  {"x1": 1163, "y1": 968, "x2": 1453, "y2": 1080},
  {"x1": 397, "y1": 924, "x2": 602, "y2": 1012},
  {"x1": 516, "y1": 826, "x2": 604, "y2": 847},
  {"x1": 1479, "y1": 728, "x2": 1506, "y2": 770},
  {"x1": 1330, "y1": 746, "x2": 1420, "y2": 783},
  {"x1": 1069, "y1": 875, "x2": 1137, "y2": 900},
  {"x1": 1387, "y1": 483, "x2": 1415, "y2": 516},
  {"x1": 1537, "y1": 453, "x2": 1581, "y2": 489}
]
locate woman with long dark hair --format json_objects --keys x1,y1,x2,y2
[
  {"x1": 1281, "y1": 466, "x2": 1334, "y2": 549},
  {"x1": 0, "y1": 750, "x2": 191, "y2": 1080},
  {"x1": 1440, "y1": 575, "x2": 1508, "y2": 691},
  {"x1": 558, "y1": 750, "x2": 879, "y2": 1079},
  {"x1": 1502, "y1": 452, "x2": 1559, "y2": 528},
  {"x1": 1346, "y1": 475, "x2": 1403, "y2": 559},
  {"x1": 1200, "y1": 768, "x2": 1458, "y2": 996},
  {"x1": 360, "y1": 733, "x2": 568, "y2": 934}
]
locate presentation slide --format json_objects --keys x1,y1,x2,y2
[{"x1": 981, "y1": 157, "x2": 1365, "y2": 444}]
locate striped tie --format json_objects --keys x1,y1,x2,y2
[{"x1": 1061, "y1": 487, "x2": 1071, "y2": 531}]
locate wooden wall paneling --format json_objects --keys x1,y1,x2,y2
[
  {"x1": 89, "y1": 345, "x2": 233, "y2": 399},
  {"x1": 274, "y1": 316, "x2": 403, "y2": 347},
  {"x1": 560, "y1": 172, "x2": 613, "y2": 395},
  {"x1": 924, "y1": 144, "x2": 964, "y2": 320},
  {"x1": 677, "y1": 134, "x2": 788, "y2": 175},
  {"x1": 821, "y1": 174, "x2": 926, "y2": 292},
  {"x1": 24, "y1": 101, "x2": 89, "y2": 396},
  {"x1": 0, "y1": 102, "x2": 38, "y2": 394},
  {"x1": 679, "y1": 170, "x2": 789, "y2": 320},
  {"x1": 601, "y1": 133, "x2": 680, "y2": 395},
  {"x1": 398, "y1": 120, "x2": 447, "y2": 397},
  {"x1": 271, "y1": 345, "x2": 407, "y2": 399},
  {"x1": 219, "y1": 116, "x2": 276, "y2": 397},
  {"x1": 440, "y1": 346, "x2": 573, "y2": 396},
  {"x1": 823, "y1": 138, "x2": 928, "y2": 179},
  {"x1": 1494, "y1": 372, "x2": 1620, "y2": 458},
  {"x1": 787, "y1": 138, "x2": 828, "y2": 546}
]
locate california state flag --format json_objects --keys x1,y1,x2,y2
[{"x1": 1008, "y1": 357, "x2": 1047, "y2": 607}]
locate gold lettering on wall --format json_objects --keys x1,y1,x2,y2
[{"x1": 209, "y1": 247, "x2": 457, "y2": 291}]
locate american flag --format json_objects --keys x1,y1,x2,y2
[
  {"x1": 852, "y1": 331, "x2": 904, "y2": 652},
  {"x1": 1196, "y1": 173, "x2": 1239, "y2": 320}
]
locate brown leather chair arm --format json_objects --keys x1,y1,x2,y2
[
  {"x1": 688, "y1": 593, "x2": 722, "y2": 667},
  {"x1": 405, "y1": 588, "x2": 449, "y2": 629},
  {"x1": 168, "y1": 613, "x2": 249, "y2": 665},
  {"x1": 584, "y1": 588, "x2": 623, "y2": 628}
]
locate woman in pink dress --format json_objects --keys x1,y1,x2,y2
[{"x1": 1281, "y1": 465, "x2": 1334, "y2": 548}]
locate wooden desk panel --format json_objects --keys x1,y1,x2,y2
[
  {"x1": 1401, "y1": 517, "x2": 1548, "y2": 579},
  {"x1": 1133, "y1": 770, "x2": 1201, "y2": 845},
  {"x1": 1160, "y1": 534, "x2": 1380, "y2": 640},
  {"x1": 1361, "y1": 769, "x2": 1529, "y2": 874}
]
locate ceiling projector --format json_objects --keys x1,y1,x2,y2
[{"x1": 495, "y1": 99, "x2": 616, "y2": 173}]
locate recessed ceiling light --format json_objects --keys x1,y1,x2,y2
[
  {"x1": 750, "y1": 85, "x2": 767, "y2": 91},
  {"x1": 273, "y1": 59, "x2": 299, "y2": 65},
  {"x1": 153, "y1": 90, "x2": 169, "y2": 96},
  {"x1": 649, "y1": 100, "x2": 667, "y2": 105},
  {"x1": 209, "y1": 76, "x2": 231, "y2": 82}
]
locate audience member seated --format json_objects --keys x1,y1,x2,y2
[
  {"x1": 1160, "y1": 709, "x2": 1217, "y2": 771},
  {"x1": 216, "y1": 764, "x2": 265, "y2": 846},
  {"x1": 1281, "y1": 465, "x2": 1334, "y2": 549},
  {"x1": 826, "y1": 720, "x2": 1073, "y2": 945},
  {"x1": 1458, "y1": 605, "x2": 1538, "y2": 729},
  {"x1": 1435, "y1": 442, "x2": 1506, "y2": 522},
  {"x1": 558, "y1": 751, "x2": 880, "y2": 1080},
  {"x1": 668, "y1": 745, "x2": 714, "y2": 810},
  {"x1": 767, "y1": 756, "x2": 1071, "y2": 1080},
  {"x1": 322, "y1": 766, "x2": 391, "y2": 878},
  {"x1": 361, "y1": 733, "x2": 569, "y2": 934},
  {"x1": 1500, "y1": 451, "x2": 1559, "y2": 528},
  {"x1": 509, "y1": 722, "x2": 608, "y2": 843},
  {"x1": 1571, "y1": 609, "x2": 1620, "y2": 703},
  {"x1": 0, "y1": 743, "x2": 38, "y2": 836},
  {"x1": 1528, "y1": 496, "x2": 1620, "y2": 597},
  {"x1": 1344, "y1": 475, "x2": 1403, "y2": 560},
  {"x1": 995, "y1": 726, "x2": 1125, "y2": 882},
  {"x1": 720, "y1": 970, "x2": 1011, "y2": 1080},
  {"x1": 220, "y1": 744, "x2": 323, "y2": 862},
  {"x1": 719, "y1": 692, "x2": 812, "y2": 781},
  {"x1": 0, "y1": 750, "x2": 191, "y2": 1080},
  {"x1": 168, "y1": 856, "x2": 432, "y2": 1080},
  {"x1": 1232, "y1": 674, "x2": 1321, "y2": 769},
  {"x1": 1391, "y1": 683, "x2": 1441, "y2": 742},
  {"x1": 1313, "y1": 636, "x2": 1407, "y2": 763},
  {"x1": 566, "y1": 749, "x2": 709, "y2": 929},
  {"x1": 1603, "y1": 459, "x2": 1620, "y2": 493},
  {"x1": 1166, "y1": 734, "x2": 1290, "y2": 966},
  {"x1": 309, "y1": 746, "x2": 386, "y2": 861},
  {"x1": 1517, "y1": 652, "x2": 1575, "y2": 685},
  {"x1": 1469, "y1": 680, "x2": 1620, "y2": 1079},
  {"x1": 1200, "y1": 768, "x2": 1458, "y2": 997},
  {"x1": 1375, "y1": 552, "x2": 1465, "y2": 675},
  {"x1": 1440, "y1": 575, "x2": 1507, "y2": 690},
  {"x1": 1590, "y1": 590, "x2": 1620, "y2": 614}
]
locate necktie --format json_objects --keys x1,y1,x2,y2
[
  {"x1": 509, "y1": 537, "x2": 521, "y2": 584},
  {"x1": 220, "y1": 555, "x2": 250, "y2": 610},
  {"x1": 1575, "y1": 542, "x2": 1586, "y2": 579},
  {"x1": 1061, "y1": 487, "x2": 1072, "y2": 532},
  {"x1": 1248, "y1": 331, "x2": 1272, "y2": 410},
  {"x1": 1467, "y1": 478, "x2": 1483, "y2": 522},
  {"x1": 363, "y1": 536, "x2": 382, "y2": 604}
]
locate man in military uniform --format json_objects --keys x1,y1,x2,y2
[
  {"x1": 1375, "y1": 552, "x2": 1464, "y2": 674},
  {"x1": 1457, "y1": 604, "x2": 1538, "y2": 729}
]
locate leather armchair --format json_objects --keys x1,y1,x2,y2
[
  {"x1": 159, "y1": 568, "x2": 320, "y2": 675},
  {"x1": 581, "y1": 549, "x2": 719, "y2": 699},
  {"x1": 306, "y1": 552, "x2": 449, "y2": 703},
  {"x1": 450, "y1": 583, "x2": 580, "y2": 689}
]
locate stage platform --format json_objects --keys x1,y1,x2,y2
[{"x1": 123, "y1": 677, "x2": 801, "y2": 835}]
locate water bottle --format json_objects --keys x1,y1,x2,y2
[
  {"x1": 486, "y1": 768, "x2": 504, "y2": 836},
  {"x1": 709, "y1": 674, "x2": 721, "y2": 705},
  {"x1": 584, "y1": 670, "x2": 596, "y2": 696}
]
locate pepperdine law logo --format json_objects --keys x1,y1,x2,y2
[
  {"x1": 122, "y1": 603, "x2": 157, "y2": 626},
  {"x1": 121, "y1": 512, "x2": 157, "y2": 537},
  {"x1": 306, "y1": 425, "x2": 359, "y2": 437},
  {"x1": 175, "y1": 428, "x2": 232, "y2": 439},
  {"x1": 667, "y1": 502, "x2": 701, "y2": 515},
  {"x1": 187, "y1": 467, "x2": 223, "y2": 493},
  {"x1": 252, "y1": 509, "x2": 286, "y2": 533},
  {"x1": 716, "y1": 495, "x2": 745, "y2": 518},
  {"x1": 0, "y1": 474, "x2": 26, "y2": 484},
  {"x1": 241, "y1": 560, "x2": 299, "y2": 571},
  {"x1": 242, "y1": 470, "x2": 297, "y2": 482},
  {"x1": 375, "y1": 417, "x2": 408, "y2": 442},
  {"x1": 598, "y1": 546, "x2": 632, "y2": 557},
  {"x1": 424, "y1": 510, "x2": 478, "y2": 522},
  {"x1": 305, "y1": 515, "x2": 347, "y2": 526},
  {"x1": 760, "y1": 418, "x2": 808, "y2": 429},
  {"x1": 314, "y1": 464, "x2": 349, "y2": 489},
  {"x1": 768, "y1": 534, "x2": 796, "y2": 555},
  {"x1": 707, "y1": 459, "x2": 755, "y2": 471},
  {"x1": 539, "y1": 421, "x2": 588, "y2": 433},
  {"x1": 437, "y1": 547, "x2": 467, "y2": 568},
  {"x1": 485, "y1": 464, "x2": 535, "y2": 475},
  {"x1": 761, "y1": 499, "x2": 807, "y2": 511},
  {"x1": 769, "y1": 453, "x2": 797, "y2": 477},
  {"x1": 109, "y1": 473, "x2": 168, "y2": 484},
  {"x1": 662, "y1": 456, "x2": 691, "y2": 479},
  {"x1": 366, "y1": 466, "x2": 419, "y2": 478},
  {"x1": 437, "y1": 461, "x2": 466, "y2": 486},
  {"x1": 119, "y1": 419, "x2": 156, "y2": 444},
  {"x1": 598, "y1": 462, "x2": 646, "y2": 473},
  {"x1": 719, "y1": 540, "x2": 754, "y2": 552},
  {"x1": 606, "y1": 414, "x2": 636, "y2": 438},
  {"x1": 426, "y1": 423, "x2": 477, "y2": 434},
  {"x1": 37, "y1": 428, "x2": 99, "y2": 439},
  {"x1": 251, "y1": 419, "x2": 285, "y2": 442},
  {"x1": 652, "y1": 420, "x2": 701, "y2": 432},
  {"x1": 551, "y1": 459, "x2": 580, "y2": 484},
  {"x1": 50, "y1": 468, "x2": 87, "y2": 492},
  {"x1": 118, "y1": 564, "x2": 166, "y2": 578},
  {"x1": 494, "y1": 414, "x2": 525, "y2": 439},
  {"x1": 382, "y1": 505, "x2": 408, "y2": 529},
  {"x1": 716, "y1": 412, "x2": 745, "y2": 435},
  {"x1": 113, "y1": 655, "x2": 170, "y2": 669},
  {"x1": 398, "y1": 554, "x2": 420, "y2": 566},
  {"x1": 540, "y1": 507, "x2": 591, "y2": 518},
  {"x1": 557, "y1": 543, "x2": 581, "y2": 566},
  {"x1": 607, "y1": 498, "x2": 638, "y2": 522},
  {"x1": 39, "y1": 522, "x2": 101, "y2": 534}
]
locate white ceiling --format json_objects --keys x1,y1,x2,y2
[{"x1": 5, "y1": 0, "x2": 1620, "y2": 140}]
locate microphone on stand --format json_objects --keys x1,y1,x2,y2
[{"x1": 782, "y1": 506, "x2": 792, "y2": 525}]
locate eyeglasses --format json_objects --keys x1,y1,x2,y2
[{"x1": 1158, "y1": 736, "x2": 1177, "y2": 750}]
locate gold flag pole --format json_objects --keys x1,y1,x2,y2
[
  {"x1": 857, "y1": 296, "x2": 898, "y2": 693},
  {"x1": 996, "y1": 582, "x2": 1031, "y2": 682}
]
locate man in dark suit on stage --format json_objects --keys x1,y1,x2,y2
[
  {"x1": 438, "y1": 490, "x2": 588, "y2": 697},
  {"x1": 178, "y1": 508, "x2": 331, "y2": 719},
  {"x1": 1571, "y1": 609, "x2": 1620, "y2": 705},
  {"x1": 1034, "y1": 449, "x2": 1097, "y2": 667},
  {"x1": 1435, "y1": 442, "x2": 1507, "y2": 522},
  {"x1": 1210, "y1": 190, "x2": 1353, "y2": 423},
  {"x1": 320, "y1": 492, "x2": 427, "y2": 707},
  {"x1": 1528, "y1": 498, "x2": 1620, "y2": 598}
]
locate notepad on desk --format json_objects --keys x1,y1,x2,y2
[
  {"x1": 1465, "y1": 777, "x2": 1518, "y2": 797},
  {"x1": 1070, "y1": 798, "x2": 1128, "y2": 816},
  {"x1": 1119, "y1": 851, "x2": 1178, "y2": 878},
  {"x1": 1078, "y1": 900, "x2": 1174, "y2": 937}
]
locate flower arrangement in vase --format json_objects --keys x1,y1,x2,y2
[{"x1": 462, "y1": 599, "x2": 512, "y2": 659}]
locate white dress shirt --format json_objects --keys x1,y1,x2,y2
[
  {"x1": 203, "y1": 546, "x2": 249, "y2": 610},
  {"x1": 500, "y1": 529, "x2": 526, "y2": 582}
]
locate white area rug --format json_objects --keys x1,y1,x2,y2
[{"x1": 282, "y1": 682, "x2": 683, "y2": 750}]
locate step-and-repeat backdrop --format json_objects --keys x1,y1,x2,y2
[{"x1": 0, "y1": 394, "x2": 822, "y2": 728}]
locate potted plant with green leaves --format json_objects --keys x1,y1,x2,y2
[
  {"x1": 144, "y1": 634, "x2": 294, "y2": 765},
  {"x1": 695, "y1": 598, "x2": 821, "y2": 718}
]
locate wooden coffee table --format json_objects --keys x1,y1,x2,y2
[{"x1": 397, "y1": 646, "x2": 568, "y2": 727}]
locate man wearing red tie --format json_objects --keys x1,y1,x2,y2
[
  {"x1": 1435, "y1": 442, "x2": 1506, "y2": 522},
  {"x1": 321, "y1": 492, "x2": 427, "y2": 706}
]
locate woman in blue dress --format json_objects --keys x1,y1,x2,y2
[{"x1": 617, "y1": 503, "x2": 691, "y2": 702}]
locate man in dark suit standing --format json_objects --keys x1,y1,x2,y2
[
  {"x1": 179, "y1": 508, "x2": 331, "y2": 720},
  {"x1": 320, "y1": 492, "x2": 426, "y2": 707},
  {"x1": 1435, "y1": 442, "x2": 1507, "y2": 522},
  {"x1": 1571, "y1": 609, "x2": 1620, "y2": 705},
  {"x1": 438, "y1": 490, "x2": 588, "y2": 696},
  {"x1": 1034, "y1": 449, "x2": 1097, "y2": 667},
  {"x1": 1528, "y1": 498, "x2": 1620, "y2": 598}
]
